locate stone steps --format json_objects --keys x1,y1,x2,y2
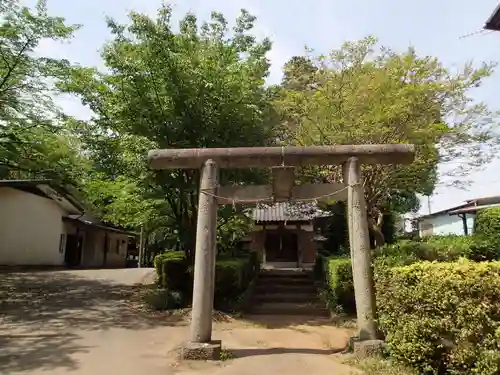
[
  {"x1": 248, "y1": 302, "x2": 330, "y2": 316},
  {"x1": 259, "y1": 269, "x2": 312, "y2": 277},
  {"x1": 253, "y1": 292, "x2": 315, "y2": 303},
  {"x1": 254, "y1": 284, "x2": 317, "y2": 294},
  {"x1": 249, "y1": 269, "x2": 328, "y2": 317},
  {"x1": 257, "y1": 277, "x2": 314, "y2": 286}
]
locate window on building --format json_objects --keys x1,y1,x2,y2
[{"x1": 116, "y1": 239, "x2": 120, "y2": 254}]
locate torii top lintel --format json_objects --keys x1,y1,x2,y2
[{"x1": 148, "y1": 144, "x2": 415, "y2": 170}]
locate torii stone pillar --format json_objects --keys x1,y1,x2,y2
[
  {"x1": 344, "y1": 157, "x2": 377, "y2": 340},
  {"x1": 148, "y1": 144, "x2": 415, "y2": 360},
  {"x1": 191, "y1": 159, "x2": 218, "y2": 343}
]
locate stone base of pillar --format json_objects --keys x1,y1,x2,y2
[
  {"x1": 180, "y1": 340, "x2": 222, "y2": 360},
  {"x1": 347, "y1": 336, "x2": 385, "y2": 358},
  {"x1": 354, "y1": 339, "x2": 385, "y2": 357}
]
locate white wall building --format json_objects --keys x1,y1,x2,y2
[
  {"x1": 417, "y1": 196, "x2": 500, "y2": 237},
  {"x1": 0, "y1": 180, "x2": 134, "y2": 267}
]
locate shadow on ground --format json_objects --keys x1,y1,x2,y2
[
  {"x1": 230, "y1": 347, "x2": 344, "y2": 358},
  {"x1": 0, "y1": 271, "x2": 354, "y2": 374},
  {"x1": 0, "y1": 271, "x2": 183, "y2": 331},
  {"x1": 0, "y1": 333, "x2": 90, "y2": 373},
  {"x1": 0, "y1": 271, "x2": 182, "y2": 374},
  {"x1": 241, "y1": 314, "x2": 357, "y2": 329}
]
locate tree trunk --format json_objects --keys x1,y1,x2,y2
[
  {"x1": 138, "y1": 225, "x2": 144, "y2": 268},
  {"x1": 371, "y1": 225, "x2": 385, "y2": 247},
  {"x1": 368, "y1": 210, "x2": 386, "y2": 248}
]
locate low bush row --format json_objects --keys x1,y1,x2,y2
[
  {"x1": 377, "y1": 259, "x2": 500, "y2": 375},
  {"x1": 317, "y1": 234, "x2": 500, "y2": 374},
  {"x1": 319, "y1": 255, "x2": 500, "y2": 374},
  {"x1": 153, "y1": 250, "x2": 260, "y2": 311},
  {"x1": 375, "y1": 235, "x2": 500, "y2": 266},
  {"x1": 317, "y1": 234, "x2": 500, "y2": 314}
]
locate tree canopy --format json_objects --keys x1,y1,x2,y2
[
  {"x1": 275, "y1": 37, "x2": 500, "y2": 245},
  {"x1": 58, "y1": 5, "x2": 276, "y2": 256},
  {"x1": 2, "y1": 2, "x2": 499, "y2": 252},
  {"x1": 0, "y1": 0, "x2": 85, "y2": 184}
]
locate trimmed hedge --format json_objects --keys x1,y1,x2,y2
[
  {"x1": 153, "y1": 251, "x2": 190, "y2": 293},
  {"x1": 214, "y1": 256, "x2": 259, "y2": 309},
  {"x1": 321, "y1": 256, "x2": 355, "y2": 313},
  {"x1": 377, "y1": 260, "x2": 500, "y2": 375},
  {"x1": 375, "y1": 235, "x2": 500, "y2": 265},
  {"x1": 320, "y1": 234, "x2": 500, "y2": 313},
  {"x1": 319, "y1": 235, "x2": 500, "y2": 375},
  {"x1": 320, "y1": 255, "x2": 500, "y2": 374},
  {"x1": 153, "y1": 251, "x2": 259, "y2": 311},
  {"x1": 475, "y1": 207, "x2": 500, "y2": 239}
]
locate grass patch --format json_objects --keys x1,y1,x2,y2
[
  {"x1": 219, "y1": 348, "x2": 235, "y2": 361},
  {"x1": 342, "y1": 355, "x2": 417, "y2": 375}
]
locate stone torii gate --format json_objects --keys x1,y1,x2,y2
[{"x1": 148, "y1": 144, "x2": 415, "y2": 359}]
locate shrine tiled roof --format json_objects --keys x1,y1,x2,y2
[{"x1": 251, "y1": 202, "x2": 330, "y2": 222}]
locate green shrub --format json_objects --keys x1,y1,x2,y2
[
  {"x1": 376, "y1": 259, "x2": 500, "y2": 375},
  {"x1": 144, "y1": 288, "x2": 183, "y2": 311},
  {"x1": 323, "y1": 257, "x2": 355, "y2": 313},
  {"x1": 376, "y1": 235, "x2": 500, "y2": 265},
  {"x1": 214, "y1": 253, "x2": 259, "y2": 310},
  {"x1": 153, "y1": 251, "x2": 190, "y2": 294},
  {"x1": 422, "y1": 235, "x2": 477, "y2": 260},
  {"x1": 474, "y1": 208, "x2": 500, "y2": 260},
  {"x1": 475, "y1": 207, "x2": 500, "y2": 238},
  {"x1": 322, "y1": 235, "x2": 500, "y2": 312},
  {"x1": 375, "y1": 240, "x2": 429, "y2": 267},
  {"x1": 215, "y1": 259, "x2": 249, "y2": 305},
  {"x1": 153, "y1": 251, "x2": 259, "y2": 311}
]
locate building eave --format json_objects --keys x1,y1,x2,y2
[
  {"x1": 63, "y1": 216, "x2": 137, "y2": 236},
  {"x1": 449, "y1": 202, "x2": 500, "y2": 215},
  {"x1": 417, "y1": 202, "x2": 472, "y2": 220},
  {"x1": 0, "y1": 179, "x2": 85, "y2": 214},
  {"x1": 485, "y1": 3, "x2": 500, "y2": 30}
]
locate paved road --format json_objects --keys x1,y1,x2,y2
[{"x1": 0, "y1": 268, "x2": 359, "y2": 375}]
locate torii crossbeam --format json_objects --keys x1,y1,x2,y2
[{"x1": 148, "y1": 144, "x2": 415, "y2": 359}]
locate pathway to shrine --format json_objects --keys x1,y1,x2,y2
[{"x1": 0, "y1": 268, "x2": 361, "y2": 375}]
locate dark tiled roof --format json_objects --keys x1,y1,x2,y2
[{"x1": 251, "y1": 202, "x2": 330, "y2": 222}]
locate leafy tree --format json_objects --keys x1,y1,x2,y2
[
  {"x1": 276, "y1": 37, "x2": 499, "y2": 246},
  {"x1": 282, "y1": 56, "x2": 317, "y2": 90},
  {"x1": 0, "y1": 0, "x2": 83, "y2": 183},
  {"x1": 59, "y1": 6, "x2": 276, "y2": 257}
]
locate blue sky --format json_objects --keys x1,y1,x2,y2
[{"x1": 27, "y1": 0, "x2": 500, "y2": 215}]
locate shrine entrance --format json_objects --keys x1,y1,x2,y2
[
  {"x1": 265, "y1": 229, "x2": 298, "y2": 263},
  {"x1": 148, "y1": 144, "x2": 415, "y2": 360}
]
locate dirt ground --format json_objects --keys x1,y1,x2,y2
[{"x1": 0, "y1": 269, "x2": 360, "y2": 375}]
